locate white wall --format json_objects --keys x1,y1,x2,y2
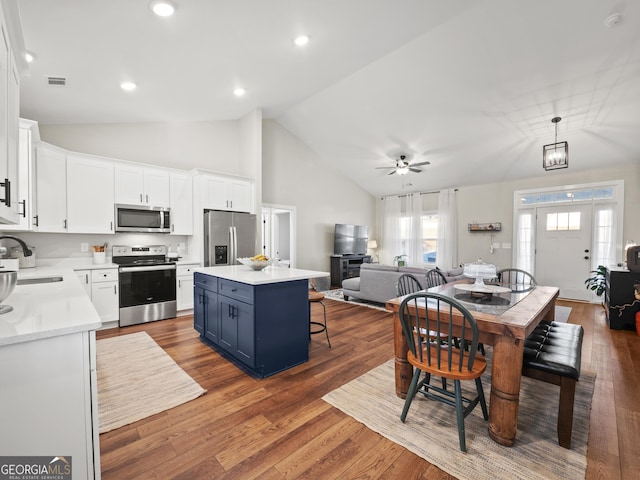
[
  {"x1": 39, "y1": 121, "x2": 241, "y2": 173},
  {"x1": 456, "y1": 163, "x2": 640, "y2": 268},
  {"x1": 262, "y1": 120, "x2": 376, "y2": 272}
]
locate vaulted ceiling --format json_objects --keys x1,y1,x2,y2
[{"x1": 17, "y1": 0, "x2": 640, "y2": 197}]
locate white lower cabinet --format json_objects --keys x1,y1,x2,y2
[
  {"x1": 75, "y1": 268, "x2": 119, "y2": 323},
  {"x1": 76, "y1": 269, "x2": 92, "y2": 296},
  {"x1": 0, "y1": 331, "x2": 100, "y2": 479},
  {"x1": 90, "y1": 269, "x2": 119, "y2": 322},
  {"x1": 177, "y1": 263, "x2": 198, "y2": 310}
]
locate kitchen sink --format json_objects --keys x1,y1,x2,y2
[{"x1": 17, "y1": 276, "x2": 64, "y2": 285}]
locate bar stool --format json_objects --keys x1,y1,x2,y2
[{"x1": 309, "y1": 290, "x2": 331, "y2": 347}]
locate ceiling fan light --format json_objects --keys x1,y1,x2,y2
[{"x1": 396, "y1": 166, "x2": 410, "y2": 175}]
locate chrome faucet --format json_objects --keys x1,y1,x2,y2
[{"x1": 0, "y1": 236, "x2": 33, "y2": 257}]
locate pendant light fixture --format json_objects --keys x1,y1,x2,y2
[{"x1": 543, "y1": 116, "x2": 568, "y2": 171}]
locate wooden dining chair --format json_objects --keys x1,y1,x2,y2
[
  {"x1": 397, "y1": 274, "x2": 449, "y2": 390},
  {"x1": 425, "y1": 268, "x2": 448, "y2": 288},
  {"x1": 398, "y1": 292, "x2": 488, "y2": 452}
]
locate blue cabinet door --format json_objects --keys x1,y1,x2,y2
[
  {"x1": 219, "y1": 295, "x2": 255, "y2": 367},
  {"x1": 194, "y1": 286, "x2": 205, "y2": 334}
]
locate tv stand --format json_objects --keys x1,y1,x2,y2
[{"x1": 330, "y1": 254, "x2": 372, "y2": 287}]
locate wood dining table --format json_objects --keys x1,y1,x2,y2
[{"x1": 386, "y1": 280, "x2": 559, "y2": 447}]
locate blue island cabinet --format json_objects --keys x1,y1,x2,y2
[{"x1": 194, "y1": 271, "x2": 310, "y2": 378}]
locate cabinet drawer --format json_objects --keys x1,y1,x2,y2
[
  {"x1": 91, "y1": 269, "x2": 118, "y2": 283},
  {"x1": 177, "y1": 264, "x2": 199, "y2": 276},
  {"x1": 218, "y1": 278, "x2": 254, "y2": 304},
  {"x1": 194, "y1": 272, "x2": 217, "y2": 291}
]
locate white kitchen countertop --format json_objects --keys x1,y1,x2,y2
[
  {"x1": 0, "y1": 267, "x2": 102, "y2": 347},
  {"x1": 195, "y1": 265, "x2": 329, "y2": 285}
]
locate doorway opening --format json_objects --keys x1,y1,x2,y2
[
  {"x1": 261, "y1": 204, "x2": 296, "y2": 268},
  {"x1": 513, "y1": 180, "x2": 623, "y2": 301}
]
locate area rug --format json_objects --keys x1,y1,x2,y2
[
  {"x1": 96, "y1": 331, "x2": 206, "y2": 434},
  {"x1": 321, "y1": 288, "x2": 390, "y2": 311},
  {"x1": 323, "y1": 357, "x2": 594, "y2": 480}
]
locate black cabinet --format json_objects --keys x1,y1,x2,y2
[
  {"x1": 330, "y1": 254, "x2": 371, "y2": 287},
  {"x1": 605, "y1": 268, "x2": 640, "y2": 330}
]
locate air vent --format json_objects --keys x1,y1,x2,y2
[{"x1": 46, "y1": 76, "x2": 67, "y2": 86}]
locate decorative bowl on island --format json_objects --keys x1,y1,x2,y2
[{"x1": 237, "y1": 257, "x2": 273, "y2": 271}]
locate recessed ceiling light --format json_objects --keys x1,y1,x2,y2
[
  {"x1": 150, "y1": 0, "x2": 176, "y2": 17},
  {"x1": 25, "y1": 51, "x2": 35, "y2": 63},
  {"x1": 120, "y1": 81, "x2": 137, "y2": 91},
  {"x1": 294, "y1": 35, "x2": 309, "y2": 47},
  {"x1": 233, "y1": 88, "x2": 246, "y2": 97}
]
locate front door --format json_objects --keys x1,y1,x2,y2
[{"x1": 535, "y1": 204, "x2": 592, "y2": 301}]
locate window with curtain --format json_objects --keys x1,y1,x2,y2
[
  {"x1": 381, "y1": 189, "x2": 456, "y2": 268},
  {"x1": 593, "y1": 203, "x2": 615, "y2": 268},
  {"x1": 515, "y1": 209, "x2": 534, "y2": 274}
]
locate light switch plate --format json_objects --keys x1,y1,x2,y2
[
  {"x1": 81, "y1": 243, "x2": 89, "y2": 252},
  {"x1": 502, "y1": 242, "x2": 512, "y2": 249}
]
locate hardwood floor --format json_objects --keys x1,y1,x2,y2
[{"x1": 97, "y1": 299, "x2": 639, "y2": 479}]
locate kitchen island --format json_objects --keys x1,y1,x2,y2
[
  {"x1": 0, "y1": 268, "x2": 102, "y2": 479},
  {"x1": 194, "y1": 265, "x2": 329, "y2": 378}
]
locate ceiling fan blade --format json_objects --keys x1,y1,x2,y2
[
  {"x1": 388, "y1": 170, "x2": 397, "y2": 176},
  {"x1": 409, "y1": 168, "x2": 422, "y2": 173},
  {"x1": 375, "y1": 166, "x2": 395, "y2": 170},
  {"x1": 410, "y1": 161, "x2": 431, "y2": 167}
]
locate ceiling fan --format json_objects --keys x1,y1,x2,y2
[{"x1": 376, "y1": 153, "x2": 430, "y2": 176}]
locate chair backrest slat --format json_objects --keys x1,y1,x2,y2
[
  {"x1": 400, "y1": 292, "x2": 480, "y2": 372},
  {"x1": 397, "y1": 273, "x2": 423, "y2": 297},
  {"x1": 425, "y1": 268, "x2": 448, "y2": 289},
  {"x1": 497, "y1": 268, "x2": 537, "y2": 287}
]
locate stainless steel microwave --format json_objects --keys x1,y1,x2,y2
[{"x1": 114, "y1": 204, "x2": 171, "y2": 233}]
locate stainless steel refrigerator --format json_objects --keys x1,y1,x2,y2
[{"x1": 204, "y1": 210, "x2": 257, "y2": 266}]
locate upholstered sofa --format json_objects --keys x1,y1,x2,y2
[{"x1": 341, "y1": 263, "x2": 465, "y2": 305}]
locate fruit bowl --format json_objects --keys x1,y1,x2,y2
[{"x1": 237, "y1": 257, "x2": 273, "y2": 271}]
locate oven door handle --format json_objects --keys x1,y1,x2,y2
[{"x1": 119, "y1": 265, "x2": 177, "y2": 273}]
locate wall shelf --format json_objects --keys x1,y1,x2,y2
[{"x1": 468, "y1": 222, "x2": 502, "y2": 232}]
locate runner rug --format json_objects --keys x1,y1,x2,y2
[
  {"x1": 96, "y1": 331, "x2": 206, "y2": 433},
  {"x1": 323, "y1": 356, "x2": 594, "y2": 480}
]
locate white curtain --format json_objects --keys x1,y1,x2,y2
[
  {"x1": 515, "y1": 209, "x2": 535, "y2": 275},
  {"x1": 380, "y1": 195, "x2": 402, "y2": 265},
  {"x1": 593, "y1": 203, "x2": 615, "y2": 268},
  {"x1": 405, "y1": 193, "x2": 423, "y2": 266},
  {"x1": 437, "y1": 189, "x2": 457, "y2": 270}
]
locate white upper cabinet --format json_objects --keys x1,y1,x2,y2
[
  {"x1": 66, "y1": 153, "x2": 114, "y2": 233},
  {"x1": 34, "y1": 143, "x2": 67, "y2": 232},
  {"x1": 0, "y1": 8, "x2": 19, "y2": 225},
  {"x1": 1, "y1": 119, "x2": 38, "y2": 231},
  {"x1": 114, "y1": 163, "x2": 170, "y2": 207},
  {"x1": 198, "y1": 174, "x2": 254, "y2": 213},
  {"x1": 169, "y1": 171, "x2": 193, "y2": 235}
]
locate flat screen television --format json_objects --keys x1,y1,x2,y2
[{"x1": 334, "y1": 224, "x2": 368, "y2": 255}]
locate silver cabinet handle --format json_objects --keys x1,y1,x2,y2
[{"x1": 140, "y1": 193, "x2": 143, "y2": 203}]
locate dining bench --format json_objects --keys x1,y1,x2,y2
[{"x1": 522, "y1": 320, "x2": 584, "y2": 449}]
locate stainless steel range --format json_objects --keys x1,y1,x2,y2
[{"x1": 112, "y1": 245, "x2": 177, "y2": 327}]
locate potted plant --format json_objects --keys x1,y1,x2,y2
[
  {"x1": 394, "y1": 254, "x2": 408, "y2": 267},
  {"x1": 585, "y1": 265, "x2": 607, "y2": 305}
]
